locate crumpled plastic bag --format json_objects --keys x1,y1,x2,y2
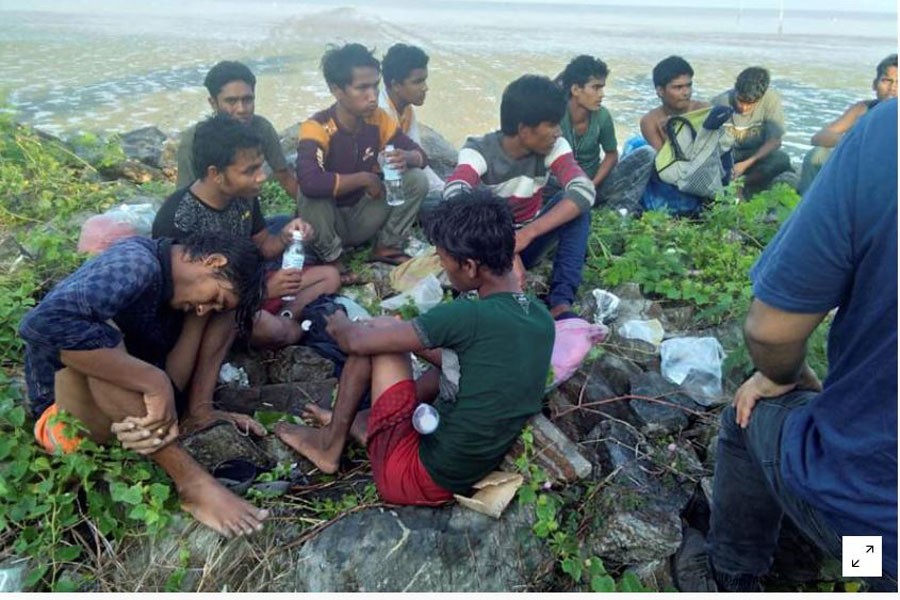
[
  {"x1": 334, "y1": 296, "x2": 371, "y2": 321},
  {"x1": 389, "y1": 247, "x2": 443, "y2": 293},
  {"x1": 660, "y1": 336, "x2": 726, "y2": 406},
  {"x1": 77, "y1": 203, "x2": 157, "y2": 254},
  {"x1": 617, "y1": 319, "x2": 665, "y2": 348},
  {"x1": 591, "y1": 288, "x2": 621, "y2": 325},
  {"x1": 381, "y1": 274, "x2": 443, "y2": 314},
  {"x1": 550, "y1": 318, "x2": 609, "y2": 387}
]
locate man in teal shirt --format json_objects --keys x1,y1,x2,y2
[{"x1": 557, "y1": 55, "x2": 654, "y2": 214}]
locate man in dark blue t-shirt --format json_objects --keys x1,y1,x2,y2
[{"x1": 679, "y1": 100, "x2": 897, "y2": 592}]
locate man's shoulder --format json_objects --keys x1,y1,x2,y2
[
  {"x1": 249, "y1": 114, "x2": 279, "y2": 137},
  {"x1": 640, "y1": 105, "x2": 665, "y2": 124},
  {"x1": 462, "y1": 131, "x2": 501, "y2": 154}
]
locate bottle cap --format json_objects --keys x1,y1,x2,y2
[{"x1": 291, "y1": 230, "x2": 304, "y2": 242}]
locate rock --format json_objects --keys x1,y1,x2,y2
[
  {"x1": 279, "y1": 123, "x2": 300, "y2": 159},
  {"x1": 179, "y1": 421, "x2": 276, "y2": 472},
  {"x1": 284, "y1": 503, "x2": 550, "y2": 592},
  {"x1": 553, "y1": 368, "x2": 630, "y2": 435},
  {"x1": 585, "y1": 420, "x2": 695, "y2": 565},
  {"x1": 660, "y1": 305, "x2": 696, "y2": 332},
  {"x1": 628, "y1": 372, "x2": 702, "y2": 437},
  {"x1": 119, "y1": 126, "x2": 168, "y2": 168},
  {"x1": 215, "y1": 381, "x2": 337, "y2": 416},
  {"x1": 419, "y1": 123, "x2": 458, "y2": 180},
  {"x1": 502, "y1": 414, "x2": 592, "y2": 483},
  {"x1": 630, "y1": 559, "x2": 675, "y2": 592},
  {"x1": 99, "y1": 159, "x2": 165, "y2": 184},
  {"x1": 265, "y1": 346, "x2": 336, "y2": 384},
  {"x1": 589, "y1": 352, "x2": 641, "y2": 397},
  {"x1": 0, "y1": 556, "x2": 28, "y2": 592},
  {"x1": 0, "y1": 233, "x2": 29, "y2": 275}
]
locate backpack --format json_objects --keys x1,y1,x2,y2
[{"x1": 655, "y1": 105, "x2": 734, "y2": 199}]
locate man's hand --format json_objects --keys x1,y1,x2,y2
[
  {"x1": 181, "y1": 409, "x2": 267, "y2": 437},
  {"x1": 514, "y1": 228, "x2": 535, "y2": 254},
  {"x1": 733, "y1": 158, "x2": 754, "y2": 178},
  {"x1": 733, "y1": 366, "x2": 822, "y2": 428},
  {"x1": 363, "y1": 172, "x2": 385, "y2": 200},
  {"x1": 380, "y1": 146, "x2": 409, "y2": 173},
  {"x1": 109, "y1": 385, "x2": 179, "y2": 454},
  {"x1": 280, "y1": 218, "x2": 314, "y2": 246},
  {"x1": 324, "y1": 310, "x2": 354, "y2": 351},
  {"x1": 266, "y1": 268, "x2": 304, "y2": 299}
]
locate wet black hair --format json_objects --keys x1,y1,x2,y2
[
  {"x1": 321, "y1": 43, "x2": 380, "y2": 89},
  {"x1": 423, "y1": 188, "x2": 514, "y2": 276},
  {"x1": 192, "y1": 113, "x2": 262, "y2": 178},
  {"x1": 734, "y1": 67, "x2": 770, "y2": 102},
  {"x1": 500, "y1": 74, "x2": 566, "y2": 136},
  {"x1": 559, "y1": 55, "x2": 609, "y2": 95},
  {"x1": 652, "y1": 55, "x2": 694, "y2": 88},
  {"x1": 382, "y1": 44, "x2": 429, "y2": 87},
  {"x1": 181, "y1": 231, "x2": 265, "y2": 337},
  {"x1": 204, "y1": 61, "x2": 256, "y2": 98}
]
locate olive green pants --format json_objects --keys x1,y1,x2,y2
[{"x1": 298, "y1": 168, "x2": 428, "y2": 263}]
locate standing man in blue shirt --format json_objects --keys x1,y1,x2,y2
[{"x1": 677, "y1": 99, "x2": 897, "y2": 592}]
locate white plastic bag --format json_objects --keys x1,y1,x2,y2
[
  {"x1": 617, "y1": 319, "x2": 665, "y2": 348},
  {"x1": 334, "y1": 296, "x2": 371, "y2": 321},
  {"x1": 660, "y1": 337, "x2": 726, "y2": 406},
  {"x1": 380, "y1": 274, "x2": 443, "y2": 314}
]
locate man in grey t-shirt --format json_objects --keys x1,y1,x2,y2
[
  {"x1": 712, "y1": 67, "x2": 794, "y2": 197},
  {"x1": 176, "y1": 61, "x2": 298, "y2": 199}
]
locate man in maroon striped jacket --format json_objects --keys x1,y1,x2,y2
[{"x1": 443, "y1": 75, "x2": 595, "y2": 320}]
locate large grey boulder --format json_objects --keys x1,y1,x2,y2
[
  {"x1": 119, "y1": 126, "x2": 168, "y2": 168},
  {"x1": 284, "y1": 504, "x2": 549, "y2": 592}
]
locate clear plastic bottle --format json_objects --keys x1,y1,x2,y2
[
  {"x1": 381, "y1": 144, "x2": 406, "y2": 207},
  {"x1": 280, "y1": 230, "x2": 305, "y2": 301},
  {"x1": 411, "y1": 403, "x2": 439, "y2": 435}
]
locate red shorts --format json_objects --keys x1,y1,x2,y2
[{"x1": 366, "y1": 380, "x2": 453, "y2": 506}]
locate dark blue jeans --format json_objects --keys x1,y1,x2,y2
[
  {"x1": 709, "y1": 391, "x2": 897, "y2": 592},
  {"x1": 519, "y1": 191, "x2": 591, "y2": 310}
]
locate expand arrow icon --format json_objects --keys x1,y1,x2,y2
[
  {"x1": 852, "y1": 560, "x2": 860, "y2": 567},
  {"x1": 866, "y1": 545, "x2": 875, "y2": 553}
]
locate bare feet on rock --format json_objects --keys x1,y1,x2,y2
[
  {"x1": 178, "y1": 471, "x2": 269, "y2": 538},
  {"x1": 273, "y1": 422, "x2": 341, "y2": 474}
]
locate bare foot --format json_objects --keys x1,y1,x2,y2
[
  {"x1": 178, "y1": 471, "x2": 269, "y2": 538},
  {"x1": 273, "y1": 422, "x2": 341, "y2": 474},
  {"x1": 301, "y1": 402, "x2": 333, "y2": 427}
]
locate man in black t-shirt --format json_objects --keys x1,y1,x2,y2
[{"x1": 154, "y1": 115, "x2": 341, "y2": 431}]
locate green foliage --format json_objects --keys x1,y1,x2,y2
[
  {"x1": 66, "y1": 132, "x2": 126, "y2": 170},
  {"x1": 258, "y1": 179, "x2": 296, "y2": 217},
  {"x1": 514, "y1": 427, "x2": 654, "y2": 592},
  {"x1": 585, "y1": 184, "x2": 800, "y2": 328},
  {"x1": 0, "y1": 376, "x2": 181, "y2": 590}
]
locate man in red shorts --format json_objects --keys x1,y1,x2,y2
[{"x1": 275, "y1": 190, "x2": 555, "y2": 504}]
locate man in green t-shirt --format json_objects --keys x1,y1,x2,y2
[
  {"x1": 712, "y1": 67, "x2": 795, "y2": 197},
  {"x1": 176, "y1": 61, "x2": 299, "y2": 199},
  {"x1": 275, "y1": 190, "x2": 555, "y2": 504},
  {"x1": 557, "y1": 55, "x2": 654, "y2": 213}
]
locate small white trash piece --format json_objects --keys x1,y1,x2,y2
[
  {"x1": 380, "y1": 274, "x2": 443, "y2": 314},
  {"x1": 660, "y1": 337, "x2": 726, "y2": 406},
  {"x1": 217, "y1": 362, "x2": 249, "y2": 387}
]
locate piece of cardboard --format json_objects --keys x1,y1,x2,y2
[{"x1": 453, "y1": 471, "x2": 524, "y2": 519}]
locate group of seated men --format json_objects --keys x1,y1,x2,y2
[{"x1": 16, "y1": 40, "x2": 897, "y2": 590}]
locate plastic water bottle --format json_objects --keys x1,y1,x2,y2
[
  {"x1": 381, "y1": 144, "x2": 406, "y2": 207},
  {"x1": 412, "y1": 403, "x2": 439, "y2": 435},
  {"x1": 280, "y1": 230, "x2": 305, "y2": 301}
]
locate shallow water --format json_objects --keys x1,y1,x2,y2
[{"x1": 0, "y1": 0, "x2": 895, "y2": 162}]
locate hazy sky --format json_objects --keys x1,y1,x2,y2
[{"x1": 476, "y1": 0, "x2": 895, "y2": 11}]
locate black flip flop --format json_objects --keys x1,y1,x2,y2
[{"x1": 212, "y1": 458, "x2": 259, "y2": 496}]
